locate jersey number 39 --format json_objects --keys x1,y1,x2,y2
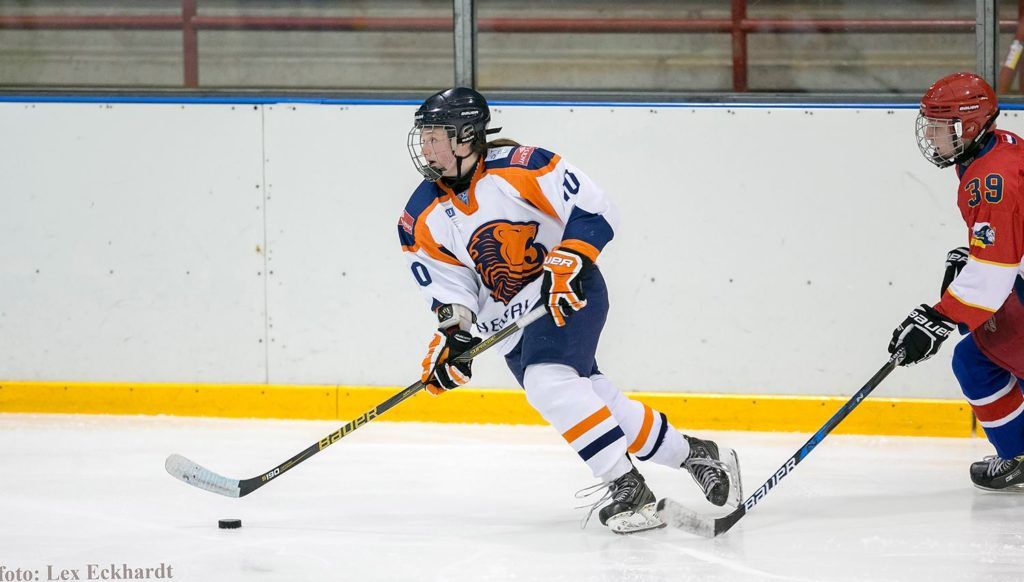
[{"x1": 965, "y1": 173, "x2": 1004, "y2": 207}]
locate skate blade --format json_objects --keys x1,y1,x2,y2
[
  {"x1": 972, "y1": 482, "x2": 1024, "y2": 493},
  {"x1": 606, "y1": 502, "x2": 666, "y2": 535},
  {"x1": 720, "y1": 447, "x2": 743, "y2": 508}
]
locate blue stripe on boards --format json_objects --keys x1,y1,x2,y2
[
  {"x1": 11, "y1": 95, "x2": 1024, "y2": 111},
  {"x1": 0, "y1": 95, "x2": 421, "y2": 106}
]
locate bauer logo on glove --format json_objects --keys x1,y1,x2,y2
[
  {"x1": 888, "y1": 304, "x2": 956, "y2": 366},
  {"x1": 940, "y1": 246, "x2": 969, "y2": 296},
  {"x1": 540, "y1": 245, "x2": 594, "y2": 327}
]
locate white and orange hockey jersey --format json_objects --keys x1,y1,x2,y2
[
  {"x1": 397, "y1": 145, "x2": 619, "y2": 348},
  {"x1": 936, "y1": 130, "x2": 1024, "y2": 329}
]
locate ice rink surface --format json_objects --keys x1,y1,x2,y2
[{"x1": 2, "y1": 413, "x2": 1023, "y2": 582}]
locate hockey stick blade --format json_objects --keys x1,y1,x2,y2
[
  {"x1": 165, "y1": 453, "x2": 241, "y2": 498},
  {"x1": 657, "y1": 352, "x2": 901, "y2": 538},
  {"x1": 657, "y1": 498, "x2": 744, "y2": 538},
  {"x1": 165, "y1": 307, "x2": 547, "y2": 498}
]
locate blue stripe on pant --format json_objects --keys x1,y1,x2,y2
[
  {"x1": 636, "y1": 413, "x2": 669, "y2": 462},
  {"x1": 578, "y1": 426, "x2": 625, "y2": 461}
]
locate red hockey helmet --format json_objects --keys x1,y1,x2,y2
[{"x1": 916, "y1": 72, "x2": 999, "y2": 168}]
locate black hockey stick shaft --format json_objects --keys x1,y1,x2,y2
[
  {"x1": 167, "y1": 306, "x2": 547, "y2": 498},
  {"x1": 660, "y1": 349, "x2": 903, "y2": 537}
]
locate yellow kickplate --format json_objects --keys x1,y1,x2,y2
[
  {"x1": 0, "y1": 381, "x2": 973, "y2": 438},
  {"x1": 632, "y1": 393, "x2": 973, "y2": 438},
  {"x1": 0, "y1": 381, "x2": 337, "y2": 420}
]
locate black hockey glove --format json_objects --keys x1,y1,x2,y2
[
  {"x1": 888, "y1": 304, "x2": 956, "y2": 366},
  {"x1": 940, "y1": 247, "x2": 970, "y2": 296},
  {"x1": 420, "y1": 329, "x2": 482, "y2": 395},
  {"x1": 541, "y1": 246, "x2": 594, "y2": 327}
]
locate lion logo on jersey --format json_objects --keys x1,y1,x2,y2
[{"x1": 468, "y1": 220, "x2": 547, "y2": 304}]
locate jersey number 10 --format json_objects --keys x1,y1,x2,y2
[{"x1": 562, "y1": 171, "x2": 580, "y2": 201}]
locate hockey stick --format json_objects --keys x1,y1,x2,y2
[
  {"x1": 657, "y1": 349, "x2": 905, "y2": 538},
  {"x1": 165, "y1": 306, "x2": 547, "y2": 498}
]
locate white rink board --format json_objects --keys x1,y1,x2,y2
[
  {"x1": 5, "y1": 101, "x2": 1024, "y2": 396},
  {"x1": 259, "y1": 104, "x2": 423, "y2": 385},
  {"x1": 0, "y1": 103, "x2": 268, "y2": 383}
]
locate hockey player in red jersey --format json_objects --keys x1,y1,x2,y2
[
  {"x1": 399, "y1": 87, "x2": 744, "y2": 533},
  {"x1": 891, "y1": 72, "x2": 1024, "y2": 491}
]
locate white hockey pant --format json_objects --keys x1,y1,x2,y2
[{"x1": 523, "y1": 363, "x2": 688, "y2": 481}]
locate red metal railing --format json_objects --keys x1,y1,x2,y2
[{"x1": 0, "y1": 0, "x2": 1018, "y2": 91}]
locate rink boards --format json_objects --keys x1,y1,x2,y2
[
  {"x1": 3, "y1": 97, "x2": 1021, "y2": 438},
  {"x1": 0, "y1": 380, "x2": 973, "y2": 437}
]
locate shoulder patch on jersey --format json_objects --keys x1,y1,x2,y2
[
  {"x1": 399, "y1": 210, "x2": 414, "y2": 235},
  {"x1": 397, "y1": 223, "x2": 415, "y2": 247},
  {"x1": 484, "y1": 145, "x2": 557, "y2": 171},
  {"x1": 485, "y1": 146, "x2": 515, "y2": 162},
  {"x1": 972, "y1": 222, "x2": 996, "y2": 248},
  {"x1": 511, "y1": 146, "x2": 537, "y2": 166}
]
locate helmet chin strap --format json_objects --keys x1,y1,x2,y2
[
  {"x1": 953, "y1": 115, "x2": 999, "y2": 167},
  {"x1": 442, "y1": 149, "x2": 480, "y2": 191},
  {"x1": 455, "y1": 152, "x2": 470, "y2": 180}
]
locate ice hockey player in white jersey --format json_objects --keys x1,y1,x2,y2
[{"x1": 398, "y1": 87, "x2": 743, "y2": 533}]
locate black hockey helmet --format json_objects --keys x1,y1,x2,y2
[
  {"x1": 408, "y1": 87, "x2": 500, "y2": 181},
  {"x1": 416, "y1": 87, "x2": 492, "y2": 145}
]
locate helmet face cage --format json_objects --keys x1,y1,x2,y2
[
  {"x1": 915, "y1": 113, "x2": 964, "y2": 168},
  {"x1": 408, "y1": 124, "x2": 457, "y2": 181}
]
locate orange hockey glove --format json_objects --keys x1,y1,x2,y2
[
  {"x1": 541, "y1": 247, "x2": 594, "y2": 327},
  {"x1": 420, "y1": 329, "x2": 482, "y2": 395}
]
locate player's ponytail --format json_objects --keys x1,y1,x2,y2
[
  {"x1": 473, "y1": 138, "x2": 521, "y2": 158},
  {"x1": 478, "y1": 138, "x2": 522, "y2": 156},
  {"x1": 486, "y1": 138, "x2": 521, "y2": 149}
]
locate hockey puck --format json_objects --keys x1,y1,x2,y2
[{"x1": 218, "y1": 519, "x2": 242, "y2": 529}]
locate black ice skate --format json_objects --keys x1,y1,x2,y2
[
  {"x1": 682, "y1": 435, "x2": 743, "y2": 507},
  {"x1": 577, "y1": 466, "x2": 664, "y2": 534},
  {"x1": 970, "y1": 454, "x2": 1024, "y2": 492}
]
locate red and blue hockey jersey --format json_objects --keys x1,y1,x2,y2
[{"x1": 936, "y1": 130, "x2": 1024, "y2": 329}]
